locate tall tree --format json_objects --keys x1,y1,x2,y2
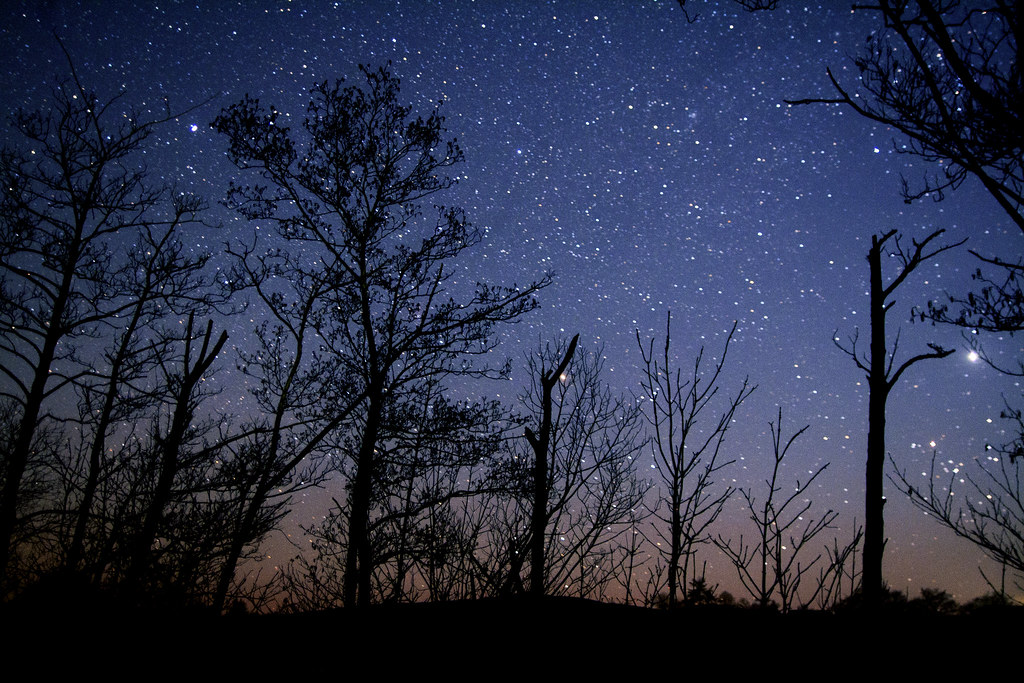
[
  {"x1": 120, "y1": 316, "x2": 227, "y2": 596},
  {"x1": 0, "y1": 50, "x2": 209, "y2": 586},
  {"x1": 203, "y1": 230, "x2": 362, "y2": 612},
  {"x1": 212, "y1": 64, "x2": 549, "y2": 608},
  {"x1": 636, "y1": 314, "x2": 753, "y2": 608},
  {"x1": 834, "y1": 229, "x2": 962, "y2": 607},
  {"x1": 785, "y1": 1, "x2": 1024, "y2": 603},
  {"x1": 61, "y1": 208, "x2": 218, "y2": 577},
  {"x1": 524, "y1": 334, "x2": 578, "y2": 598},
  {"x1": 517, "y1": 336, "x2": 648, "y2": 598}
]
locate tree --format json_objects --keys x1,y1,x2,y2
[
  {"x1": 57, "y1": 204, "x2": 222, "y2": 580},
  {"x1": 637, "y1": 314, "x2": 754, "y2": 608},
  {"x1": 787, "y1": 0, "x2": 1023, "y2": 233},
  {"x1": 0, "y1": 49, "x2": 211, "y2": 588},
  {"x1": 513, "y1": 336, "x2": 648, "y2": 598},
  {"x1": 891, "y1": 418, "x2": 1024, "y2": 597},
  {"x1": 290, "y1": 381, "x2": 518, "y2": 605},
  {"x1": 813, "y1": 523, "x2": 864, "y2": 611},
  {"x1": 675, "y1": 0, "x2": 781, "y2": 23},
  {"x1": 120, "y1": 316, "x2": 227, "y2": 597},
  {"x1": 365, "y1": 384, "x2": 513, "y2": 602},
  {"x1": 211, "y1": 64, "x2": 550, "y2": 607},
  {"x1": 785, "y1": 0, "x2": 1024, "y2": 605},
  {"x1": 834, "y1": 228, "x2": 963, "y2": 607},
  {"x1": 715, "y1": 407, "x2": 837, "y2": 611},
  {"x1": 524, "y1": 333, "x2": 578, "y2": 597},
  {"x1": 202, "y1": 230, "x2": 361, "y2": 612}
]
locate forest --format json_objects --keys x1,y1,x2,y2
[{"x1": 1, "y1": 1, "x2": 1022, "y2": 623}]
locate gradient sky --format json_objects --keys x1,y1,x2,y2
[{"x1": 3, "y1": 0, "x2": 1020, "y2": 602}]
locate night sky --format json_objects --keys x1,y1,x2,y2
[{"x1": 3, "y1": 0, "x2": 1020, "y2": 602}]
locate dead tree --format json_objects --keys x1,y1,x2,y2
[
  {"x1": 508, "y1": 336, "x2": 649, "y2": 599},
  {"x1": 835, "y1": 228, "x2": 963, "y2": 607},
  {"x1": 525, "y1": 334, "x2": 578, "y2": 598}
]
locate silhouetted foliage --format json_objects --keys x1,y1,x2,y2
[
  {"x1": 833, "y1": 583, "x2": 909, "y2": 613},
  {"x1": 212, "y1": 64, "x2": 549, "y2": 607},
  {"x1": 909, "y1": 588, "x2": 959, "y2": 615},
  {"x1": 925, "y1": 254, "x2": 1024, "y2": 345},
  {"x1": 0, "y1": 43, "x2": 219, "y2": 592}
]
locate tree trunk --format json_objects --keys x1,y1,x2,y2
[
  {"x1": 864, "y1": 234, "x2": 889, "y2": 608},
  {"x1": 0, "y1": 250, "x2": 77, "y2": 584},
  {"x1": 344, "y1": 393, "x2": 382, "y2": 608},
  {"x1": 525, "y1": 335, "x2": 577, "y2": 599}
]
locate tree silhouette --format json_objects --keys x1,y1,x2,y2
[
  {"x1": 120, "y1": 315, "x2": 228, "y2": 599},
  {"x1": 292, "y1": 382, "x2": 518, "y2": 605},
  {"x1": 637, "y1": 314, "x2": 754, "y2": 607},
  {"x1": 786, "y1": 1, "x2": 1023, "y2": 604},
  {"x1": 212, "y1": 64, "x2": 549, "y2": 608},
  {"x1": 891, "y1": 416, "x2": 1024, "y2": 598},
  {"x1": 516, "y1": 336, "x2": 648, "y2": 598},
  {"x1": 524, "y1": 333, "x2": 578, "y2": 597},
  {"x1": 59, "y1": 216, "x2": 220, "y2": 579},
  {"x1": 788, "y1": 0, "x2": 1023, "y2": 233},
  {"x1": 715, "y1": 407, "x2": 837, "y2": 611},
  {"x1": 834, "y1": 228, "x2": 963, "y2": 607},
  {"x1": 0, "y1": 47, "x2": 212, "y2": 588}
]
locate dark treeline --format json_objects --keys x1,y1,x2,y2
[
  {"x1": 0, "y1": 58, "x2": 856, "y2": 614},
  {"x1": 3, "y1": 0, "x2": 1024, "y2": 616}
]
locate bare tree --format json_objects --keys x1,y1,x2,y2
[
  {"x1": 212, "y1": 64, "x2": 549, "y2": 607},
  {"x1": 504, "y1": 336, "x2": 649, "y2": 599},
  {"x1": 524, "y1": 333, "x2": 578, "y2": 597},
  {"x1": 782, "y1": 0, "x2": 1024, "y2": 605},
  {"x1": 835, "y1": 228, "x2": 963, "y2": 607},
  {"x1": 203, "y1": 231, "x2": 363, "y2": 612},
  {"x1": 120, "y1": 316, "x2": 227, "y2": 596},
  {"x1": 813, "y1": 523, "x2": 864, "y2": 611},
  {"x1": 354, "y1": 383, "x2": 515, "y2": 603},
  {"x1": 0, "y1": 46, "x2": 210, "y2": 587},
  {"x1": 891, "y1": 420, "x2": 1023, "y2": 598},
  {"x1": 59, "y1": 207, "x2": 219, "y2": 578},
  {"x1": 784, "y1": 1, "x2": 1024, "y2": 341},
  {"x1": 788, "y1": 0, "x2": 1023, "y2": 233},
  {"x1": 715, "y1": 407, "x2": 837, "y2": 611},
  {"x1": 637, "y1": 313, "x2": 754, "y2": 608}
]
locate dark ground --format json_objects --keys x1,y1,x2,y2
[{"x1": 2, "y1": 594, "x2": 1017, "y2": 675}]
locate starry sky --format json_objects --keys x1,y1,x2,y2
[{"x1": 2, "y1": 0, "x2": 1020, "y2": 602}]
